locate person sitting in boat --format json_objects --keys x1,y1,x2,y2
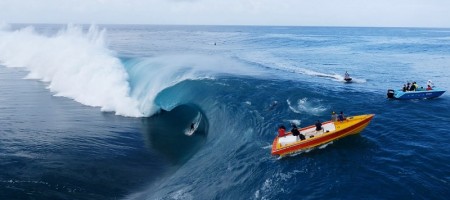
[
  {"x1": 406, "y1": 82, "x2": 411, "y2": 91},
  {"x1": 409, "y1": 82, "x2": 416, "y2": 91},
  {"x1": 278, "y1": 125, "x2": 287, "y2": 137},
  {"x1": 402, "y1": 84, "x2": 407, "y2": 92},
  {"x1": 338, "y1": 111, "x2": 346, "y2": 122},
  {"x1": 315, "y1": 120, "x2": 322, "y2": 132},
  {"x1": 291, "y1": 124, "x2": 305, "y2": 140},
  {"x1": 331, "y1": 111, "x2": 337, "y2": 122},
  {"x1": 426, "y1": 84, "x2": 433, "y2": 90},
  {"x1": 427, "y1": 80, "x2": 434, "y2": 87},
  {"x1": 414, "y1": 82, "x2": 419, "y2": 90}
]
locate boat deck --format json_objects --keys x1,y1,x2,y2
[{"x1": 278, "y1": 122, "x2": 336, "y2": 147}]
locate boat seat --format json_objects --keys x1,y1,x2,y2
[
  {"x1": 322, "y1": 123, "x2": 336, "y2": 132},
  {"x1": 278, "y1": 135, "x2": 297, "y2": 146}
]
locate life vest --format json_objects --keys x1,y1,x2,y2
[{"x1": 278, "y1": 128, "x2": 286, "y2": 137}]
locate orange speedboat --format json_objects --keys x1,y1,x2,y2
[{"x1": 271, "y1": 114, "x2": 374, "y2": 157}]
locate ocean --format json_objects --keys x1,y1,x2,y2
[{"x1": 0, "y1": 24, "x2": 449, "y2": 199}]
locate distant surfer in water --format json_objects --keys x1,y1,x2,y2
[{"x1": 268, "y1": 101, "x2": 278, "y2": 111}]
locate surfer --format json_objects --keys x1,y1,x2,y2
[
  {"x1": 268, "y1": 101, "x2": 278, "y2": 111},
  {"x1": 190, "y1": 122, "x2": 195, "y2": 131}
]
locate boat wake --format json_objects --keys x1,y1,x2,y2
[
  {"x1": 280, "y1": 141, "x2": 334, "y2": 159},
  {"x1": 237, "y1": 51, "x2": 369, "y2": 83},
  {"x1": 318, "y1": 141, "x2": 333, "y2": 149}
]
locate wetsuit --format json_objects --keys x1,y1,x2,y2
[{"x1": 315, "y1": 122, "x2": 322, "y2": 131}]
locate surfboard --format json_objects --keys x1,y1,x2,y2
[{"x1": 185, "y1": 112, "x2": 202, "y2": 136}]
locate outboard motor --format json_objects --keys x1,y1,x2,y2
[{"x1": 387, "y1": 89, "x2": 395, "y2": 98}]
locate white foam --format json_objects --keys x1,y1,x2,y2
[
  {"x1": 0, "y1": 24, "x2": 143, "y2": 117},
  {"x1": 256, "y1": 170, "x2": 305, "y2": 199},
  {"x1": 287, "y1": 98, "x2": 327, "y2": 116},
  {"x1": 169, "y1": 188, "x2": 193, "y2": 200},
  {"x1": 318, "y1": 141, "x2": 333, "y2": 149},
  {"x1": 287, "y1": 119, "x2": 301, "y2": 126}
]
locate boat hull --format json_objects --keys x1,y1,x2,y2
[
  {"x1": 271, "y1": 114, "x2": 374, "y2": 157},
  {"x1": 387, "y1": 89, "x2": 445, "y2": 99}
]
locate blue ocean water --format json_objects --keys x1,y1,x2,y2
[{"x1": 1, "y1": 24, "x2": 450, "y2": 199}]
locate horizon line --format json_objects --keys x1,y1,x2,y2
[{"x1": 6, "y1": 22, "x2": 450, "y2": 29}]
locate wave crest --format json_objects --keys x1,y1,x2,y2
[{"x1": 0, "y1": 24, "x2": 142, "y2": 117}]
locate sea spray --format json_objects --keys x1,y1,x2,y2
[{"x1": 0, "y1": 24, "x2": 142, "y2": 117}]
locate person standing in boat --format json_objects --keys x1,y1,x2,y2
[
  {"x1": 338, "y1": 111, "x2": 346, "y2": 122},
  {"x1": 331, "y1": 111, "x2": 337, "y2": 122},
  {"x1": 409, "y1": 82, "x2": 416, "y2": 91},
  {"x1": 413, "y1": 82, "x2": 419, "y2": 90}
]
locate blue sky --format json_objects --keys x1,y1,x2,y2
[{"x1": 1, "y1": 0, "x2": 450, "y2": 27}]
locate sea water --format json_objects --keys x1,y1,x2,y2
[{"x1": 0, "y1": 24, "x2": 449, "y2": 199}]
